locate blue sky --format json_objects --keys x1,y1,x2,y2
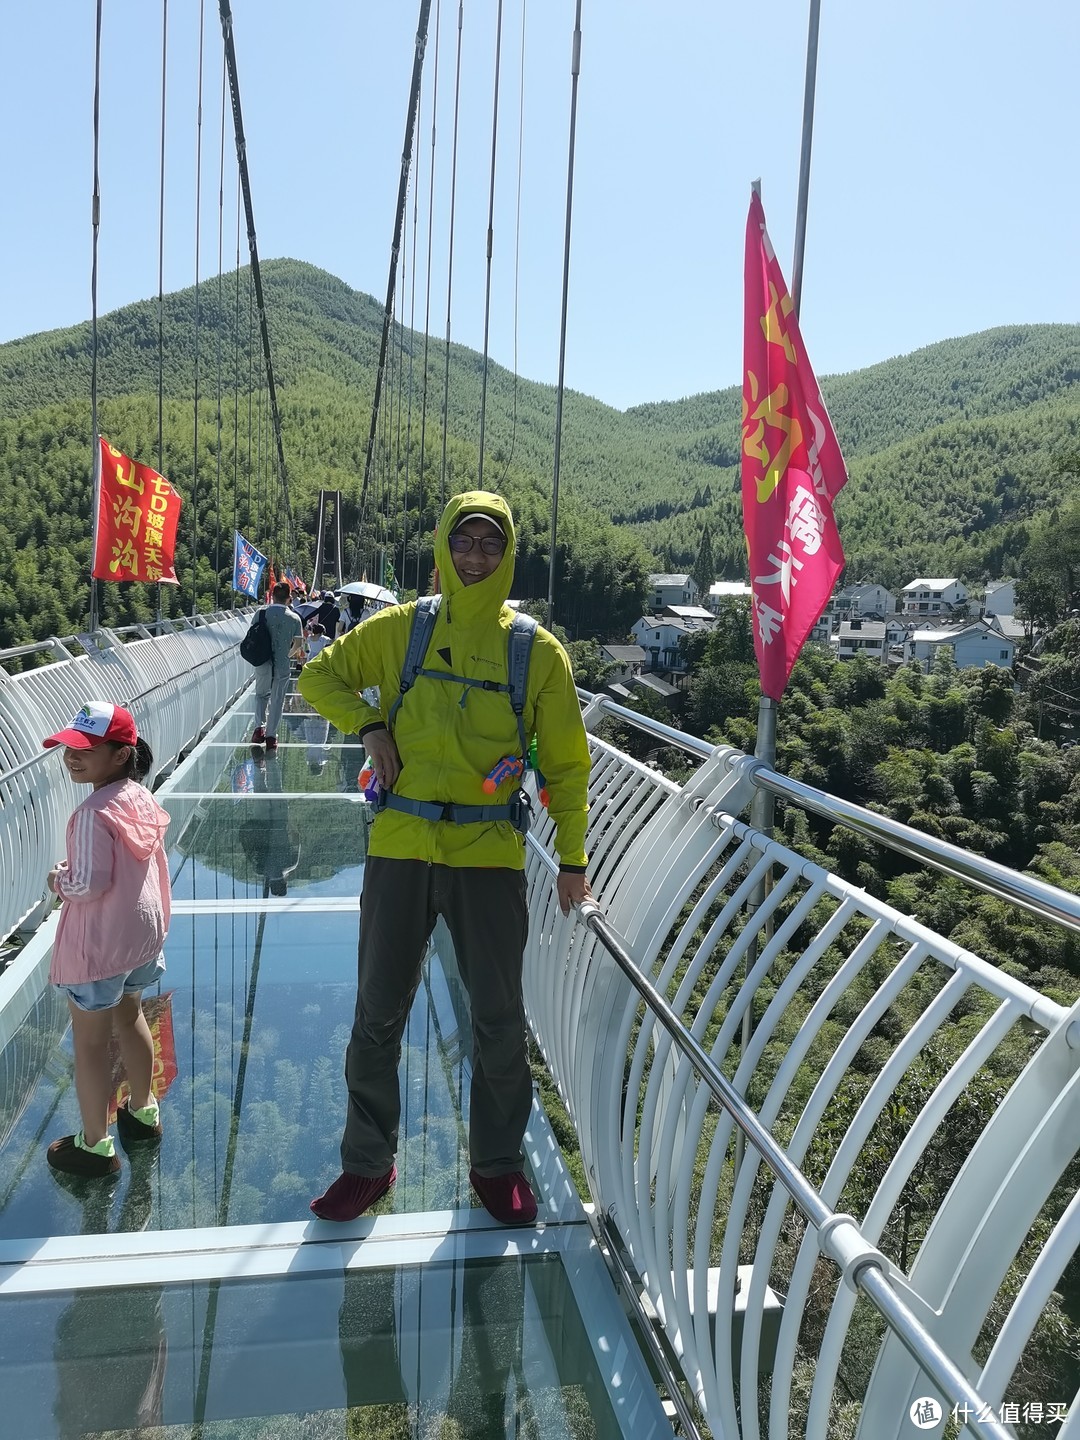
[{"x1": 2, "y1": 0, "x2": 1077, "y2": 411}]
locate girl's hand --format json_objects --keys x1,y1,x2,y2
[{"x1": 47, "y1": 863, "x2": 67, "y2": 895}]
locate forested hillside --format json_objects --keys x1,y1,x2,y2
[{"x1": 2, "y1": 258, "x2": 1080, "y2": 647}]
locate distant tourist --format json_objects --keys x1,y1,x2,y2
[
  {"x1": 251, "y1": 581, "x2": 305, "y2": 751},
  {"x1": 316, "y1": 590, "x2": 341, "y2": 636},
  {"x1": 299, "y1": 491, "x2": 593, "y2": 1226},
  {"x1": 305, "y1": 621, "x2": 331, "y2": 662},
  {"x1": 41, "y1": 703, "x2": 170, "y2": 1178}
]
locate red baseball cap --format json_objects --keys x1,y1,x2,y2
[{"x1": 43, "y1": 702, "x2": 138, "y2": 751}]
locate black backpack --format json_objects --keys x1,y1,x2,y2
[{"x1": 240, "y1": 609, "x2": 273, "y2": 667}]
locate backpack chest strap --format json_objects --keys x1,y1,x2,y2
[{"x1": 414, "y1": 665, "x2": 510, "y2": 701}]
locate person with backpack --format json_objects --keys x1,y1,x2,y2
[
  {"x1": 250, "y1": 581, "x2": 305, "y2": 750},
  {"x1": 298, "y1": 490, "x2": 592, "y2": 1226}
]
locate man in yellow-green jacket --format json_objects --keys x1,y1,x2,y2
[{"x1": 300, "y1": 491, "x2": 592, "y2": 1225}]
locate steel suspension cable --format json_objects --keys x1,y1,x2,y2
[
  {"x1": 232, "y1": 169, "x2": 242, "y2": 581},
  {"x1": 476, "y1": 0, "x2": 505, "y2": 490},
  {"x1": 495, "y1": 0, "x2": 526, "y2": 491},
  {"x1": 214, "y1": 49, "x2": 227, "y2": 607},
  {"x1": 415, "y1": 0, "x2": 441, "y2": 592},
  {"x1": 439, "y1": 0, "x2": 465, "y2": 512},
  {"x1": 393, "y1": 231, "x2": 408, "y2": 582},
  {"x1": 88, "y1": 0, "x2": 104, "y2": 634},
  {"x1": 246, "y1": 271, "x2": 254, "y2": 545},
  {"x1": 547, "y1": 0, "x2": 584, "y2": 624},
  {"x1": 218, "y1": 0, "x2": 296, "y2": 569},
  {"x1": 355, "y1": 0, "x2": 433, "y2": 562},
  {"x1": 401, "y1": 115, "x2": 421, "y2": 590},
  {"x1": 191, "y1": 0, "x2": 206, "y2": 618},
  {"x1": 156, "y1": 0, "x2": 169, "y2": 633}
]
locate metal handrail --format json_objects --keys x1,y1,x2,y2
[
  {"x1": 576, "y1": 688, "x2": 713, "y2": 759},
  {"x1": 0, "y1": 645, "x2": 243, "y2": 788},
  {"x1": 751, "y1": 763, "x2": 1080, "y2": 935},
  {"x1": 577, "y1": 687, "x2": 1080, "y2": 936},
  {"x1": 531, "y1": 831, "x2": 1011, "y2": 1440},
  {"x1": 0, "y1": 608, "x2": 253, "y2": 667}
]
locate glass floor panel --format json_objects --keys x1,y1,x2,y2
[
  {"x1": 171, "y1": 740, "x2": 368, "y2": 797},
  {"x1": 0, "y1": 687, "x2": 675, "y2": 1439},
  {"x1": 165, "y1": 791, "x2": 370, "y2": 901},
  {"x1": 0, "y1": 910, "x2": 489, "y2": 1239},
  {"x1": 0, "y1": 1257, "x2": 631, "y2": 1439}
]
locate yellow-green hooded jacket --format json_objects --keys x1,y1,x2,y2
[{"x1": 297, "y1": 491, "x2": 591, "y2": 870}]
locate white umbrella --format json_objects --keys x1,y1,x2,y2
[{"x1": 335, "y1": 581, "x2": 397, "y2": 605}]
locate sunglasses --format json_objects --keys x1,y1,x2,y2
[{"x1": 449, "y1": 533, "x2": 506, "y2": 556}]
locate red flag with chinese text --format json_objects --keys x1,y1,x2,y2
[
  {"x1": 741, "y1": 191, "x2": 847, "y2": 700},
  {"x1": 93, "y1": 439, "x2": 182, "y2": 584}
]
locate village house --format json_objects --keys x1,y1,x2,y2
[
  {"x1": 836, "y1": 581, "x2": 895, "y2": 620},
  {"x1": 900, "y1": 578, "x2": 969, "y2": 616},
  {"x1": 660, "y1": 604, "x2": 715, "y2": 627},
  {"x1": 705, "y1": 580, "x2": 752, "y2": 614},
  {"x1": 631, "y1": 614, "x2": 704, "y2": 672},
  {"x1": 599, "y1": 644, "x2": 646, "y2": 685},
  {"x1": 648, "y1": 573, "x2": 699, "y2": 611},
  {"x1": 906, "y1": 619, "x2": 1016, "y2": 672},
  {"x1": 835, "y1": 619, "x2": 887, "y2": 662},
  {"x1": 983, "y1": 579, "x2": 1017, "y2": 618}
]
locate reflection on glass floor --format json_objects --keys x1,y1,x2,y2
[
  {"x1": 0, "y1": 909, "x2": 485, "y2": 1238},
  {"x1": 0, "y1": 684, "x2": 674, "y2": 1437},
  {"x1": 0, "y1": 1258, "x2": 630, "y2": 1439}
]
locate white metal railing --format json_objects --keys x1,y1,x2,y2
[
  {"x1": 0, "y1": 614, "x2": 252, "y2": 943},
  {"x1": 524, "y1": 698, "x2": 1080, "y2": 1440}
]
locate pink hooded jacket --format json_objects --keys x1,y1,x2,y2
[{"x1": 50, "y1": 778, "x2": 172, "y2": 986}]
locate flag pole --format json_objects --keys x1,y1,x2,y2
[
  {"x1": 88, "y1": 0, "x2": 104, "y2": 637},
  {"x1": 750, "y1": 0, "x2": 821, "y2": 816},
  {"x1": 749, "y1": 174, "x2": 776, "y2": 832},
  {"x1": 740, "y1": 3, "x2": 823, "y2": 1173}
]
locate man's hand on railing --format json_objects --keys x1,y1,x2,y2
[{"x1": 557, "y1": 871, "x2": 593, "y2": 917}]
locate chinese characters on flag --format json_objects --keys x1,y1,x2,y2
[
  {"x1": 741, "y1": 191, "x2": 848, "y2": 700},
  {"x1": 92, "y1": 438, "x2": 182, "y2": 584}
]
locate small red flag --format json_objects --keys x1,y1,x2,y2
[
  {"x1": 741, "y1": 191, "x2": 847, "y2": 700},
  {"x1": 93, "y1": 438, "x2": 182, "y2": 584}
]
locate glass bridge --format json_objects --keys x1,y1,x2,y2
[
  {"x1": 3, "y1": 615, "x2": 1079, "y2": 1440},
  {"x1": 0, "y1": 684, "x2": 668, "y2": 1440}
]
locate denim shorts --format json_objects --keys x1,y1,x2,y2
[{"x1": 57, "y1": 953, "x2": 166, "y2": 1013}]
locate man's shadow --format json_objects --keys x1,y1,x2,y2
[{"x1": 338, "y1": 1254, "x2": 534, "y2": 1436}]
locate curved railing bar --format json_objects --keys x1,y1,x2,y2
[
  {"x1": 576, "y1": 688, "x2": 1080, "y2": 937},
  {"x1": 528, "y1": 839, "x2": 1012, "y2": 1440}
]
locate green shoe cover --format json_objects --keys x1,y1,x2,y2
[{"x1": 75, "y1": 1131, "x2": 116, "y2": 1158}]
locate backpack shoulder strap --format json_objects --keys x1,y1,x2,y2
[
  {"x1": 387, "y1": 595, "x2": 442, "y2": 732},
  {"x1": 506, "y1": 612, "x2": 538, "y2": 758}
]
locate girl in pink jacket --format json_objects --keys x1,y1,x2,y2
[{"x1": 42, "y1": 703, "x2": 171, "y2": 1180}]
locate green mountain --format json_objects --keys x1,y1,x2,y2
[{"x1": 2, "y1": 257, "x2": 1080, "y2": 649}]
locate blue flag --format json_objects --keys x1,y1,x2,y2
[
  {"x1": 231, "y1": 757, "x2": 258, "y2": 793},
  {"x1": 233, "y1": 531, "x2": 268, "y2": 599}
]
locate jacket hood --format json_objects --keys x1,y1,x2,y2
[
  {"x1": 434, "y1": 491, "x2": 517, "y2": 623},
  {"x1": 99, "y1": 779, "x2": 171, "y2": 861}
]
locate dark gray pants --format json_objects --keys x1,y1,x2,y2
[{"x1": 341, "y1": 857, "x2": 531, "y2": 1178}]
